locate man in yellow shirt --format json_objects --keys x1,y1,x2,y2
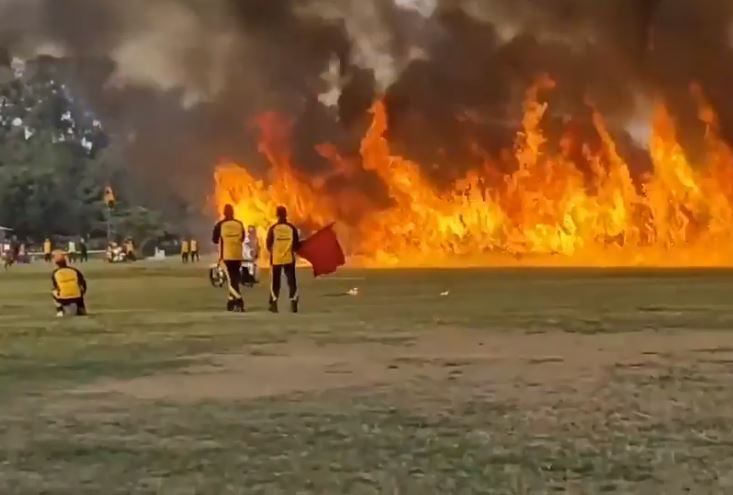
[
  {"x1": 181, "y1": 239, "x2": 190, "y2": 263},
  {"x1": 266, "y1": 206, "x2": 300, "y2": 313},
  {"x1": 190, "y1": 238, "x2": 199, "y2": 262},
  {"x1": 51, "y1": 251, "x2": 87, "y2": 317},
  {"x1": 212, "y1": 204, "x2": 246, "y2": 312}
]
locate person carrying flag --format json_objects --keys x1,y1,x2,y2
[
  {"x1": 266, "y1": 206, "x2": 300, "y2": 313},
  {"x1": 51, "y1": 251, "x2": 87, "y2": 317},
  {"x1": 212, "y1": 204, "x2": 246, "y2": 312}
]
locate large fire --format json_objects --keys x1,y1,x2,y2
[{"x1": 214, "y1": 79, "x2": 733, "y2": 267}]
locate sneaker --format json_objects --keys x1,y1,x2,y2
[
  {"x1": 268, "y1": 301, "x2": 279, "y2": 313},
  {"x1": 233, "y1": 300, "x2": 245, "y2": 313},
  {"x1": 290, "y1": 299, "x2": 299, "y2": 313},
  {"x1": 55, "y1": 310, "x2": 64, "y2": 318}
]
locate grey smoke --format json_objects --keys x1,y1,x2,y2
[{"x1": 0, "y1": 0, "x2": 731, "y2": 222}]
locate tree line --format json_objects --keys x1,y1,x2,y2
[{"x1": 0, "y1": 56, "x2": 168, "y2": 246}]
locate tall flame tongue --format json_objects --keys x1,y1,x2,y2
[{"x1": 214, "y1": 80, "x2": 733, "y2": 267}]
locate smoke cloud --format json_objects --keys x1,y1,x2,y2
[{"x1": 0, "y1": 0, "x2": 732, "y2": 222}]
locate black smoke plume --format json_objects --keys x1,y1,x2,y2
[{"x1": 0, "y1": 0, "x2": 731, "y2": 222}]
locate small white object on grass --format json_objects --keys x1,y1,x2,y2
[
  {"x1": 347, "y1": 287, "x2": 359, "y2": 296},
  {"x1": 440, "y1": 290, "x2": 450, "y2": 297}
]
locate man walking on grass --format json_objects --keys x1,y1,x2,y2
[
  {"x1": 212, "y1": 204, "x2": 246, "y2": 312},
  {"x1": 267, "y1": 206, "x2": 300, "y2": 313}
]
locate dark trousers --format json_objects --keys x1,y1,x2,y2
[
  {"x1": 182, "y1": 252, "x2": 189, "y2": 263},
  {"x1": 191, "y1": 251, "x2": 200, "y2": 262},
  {"x1": 54, "y1": 296, "x2": 86, "y2": 315},
  {"x1": 270, "y1": 263, "x2": 298, "y2": 302},
  {"x1": 223, "y1": 260, "x2": 243, "y2": 308}
]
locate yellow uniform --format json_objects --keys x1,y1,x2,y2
[
  {"x1": 52, "y1": 266, "x2": 86, "y2": 300},
  {"x1": 213, "y1": 219, "x2": 245, "y2": 261},
  {"x1": 181, "y1": 240, "x2": 190, "y2": 254},
  {"x1": 43, "y1": 239, "x2": 52, "y2": 262},
  {"x1": 190, "y1": 239, "x2": 199, "y2": 262},
  {"x1": 266, "y1": 222, "x2": 299, "y2": 266},
  {"x1": 212, "y1": 217, "x2": 246, "y2": 311},
  {"x1": 266, "y1": 220, "x2": 300, "y2": 310}
]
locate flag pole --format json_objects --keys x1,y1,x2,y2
[{"x1": 106, "y1": 203, "x2": 112, "y2": 244}]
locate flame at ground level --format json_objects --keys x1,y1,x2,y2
[{"x1": 213, "y1": 81, "x2": 733, "y2": 268}]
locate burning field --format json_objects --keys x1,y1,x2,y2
[{"x1": 214, "y1": 79, "x2": 733, "y2": 268}]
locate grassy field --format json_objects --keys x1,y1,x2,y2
[{"x1": 1, "y1": 261, "x2": 733, "y2": 494}]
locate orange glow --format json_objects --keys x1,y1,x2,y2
[{"x1": 214, "y1": 80, "x2": 733, "y2": 267}]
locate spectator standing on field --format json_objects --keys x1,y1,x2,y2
[
  {"x1": 190, "y1": 238, "x2": 199, "y2": 262},
  {"x1": 67, "y1": 240, "x2": 77, "y2": 263},
  {"x1": 43, "y1": 237, "x2": 52, "y2": 262},
  {"x1": 79, "y1": 238, "x2": 88, "y2": 263},
  {"x1": 181, "y1": 239, "x2": 190, "y2": 263}
]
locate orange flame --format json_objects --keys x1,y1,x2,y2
[{"x1": 214, "y1": 80, "x2": 733, "y2": 267}]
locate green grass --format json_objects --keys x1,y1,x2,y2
[{"x1": 2, "y1": 261, "x2": 733, "y2": 493}]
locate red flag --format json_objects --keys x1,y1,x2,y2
[{"x1": 297, "y1": 224, "x2": 345, "y2": 277}]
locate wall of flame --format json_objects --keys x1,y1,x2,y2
[{"x1": 214, "y1": 79, "x2": 733, "y2": 268}]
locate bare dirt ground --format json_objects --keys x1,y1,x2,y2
[{"x1": 76, "y1": 328, "x2": 733, "y2": 403}]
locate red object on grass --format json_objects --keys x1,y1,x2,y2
[{"x1": 297, "y1": 224, "x2": 345, "y2": 277}]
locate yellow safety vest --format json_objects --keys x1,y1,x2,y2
[{"x1": 53, "y1": 267, "x2": 83, "y2": 299}]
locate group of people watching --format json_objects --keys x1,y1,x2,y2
[
  {"x1": 180, "y1": 238, "x2": 200, "y2": 263},
  {"x1": 43, "y1": 237, "x2": 89, "y2": 263},
  {"x1": 42, "y1": 205, "x2": 302, "y2": 317},
  {"x1": 3, "y1": 236, "x2": 89, "y2": 269}
]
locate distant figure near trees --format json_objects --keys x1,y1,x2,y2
[
  {"x1": 79, "y1": 238, "x2": 88, "y2": 263},
  {"x1": 190, "y1": 238, "x2": 199, "y2": 262},
  {"x1": 181, "y1": 239, "x2": 190, "y2": 263},
  {"x1": 67, "y1": 240, "x2": 77, "y2": 263},
  {"x1": 43, "y1": 238, "x2": 52, "y2": 262}
]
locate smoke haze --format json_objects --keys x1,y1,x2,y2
[{"x1": 1, "y1": 0, "x2": 731, "y2": 219}]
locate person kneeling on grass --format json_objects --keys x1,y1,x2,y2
[{"x1": 51, "y1": 251, "x2": 87, "y2": 317}]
